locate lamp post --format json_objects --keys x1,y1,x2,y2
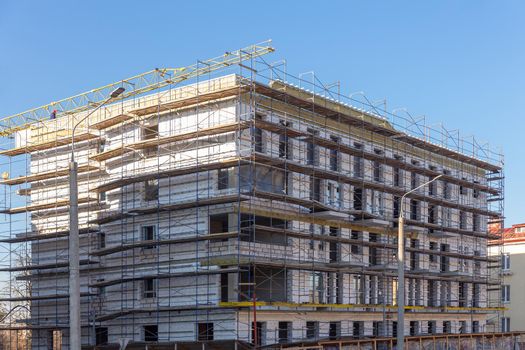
[
  {"x1": 397, "y1": 174, "x2": 442, "y2": 350},
  {"x1": 69, "y1": 87, "x2": 124, "y2": 349}
]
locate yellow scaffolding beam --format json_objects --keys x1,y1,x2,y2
[{"x1": 218, "y1": 301, "x2": 506, "y2": 312}]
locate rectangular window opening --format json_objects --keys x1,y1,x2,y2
[
  {"x1": 143, "y1": 278, "x2": 157, "y2": 299},
  {"x1": 306, "y1": 321, "x2": 318, "y2": 339},
  {"x1": 95, "y1": 327, "x2": 108, "y2": 346},
  {"x1": 144, "y1": 325, "x2": 158, "y2": 342},
  {"x1": 197, "y1": 323, "x2": 214, "y2": 341},
  {"x1": 278, "y1": 321, "x2": 291, "y2": 344}
]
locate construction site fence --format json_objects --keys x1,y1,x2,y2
[{"x1": 260, "y1": 332, "x2": 525, "y2": 350}]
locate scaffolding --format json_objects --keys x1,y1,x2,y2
[{"x1": 0, "y1": 40, "x2": 505, "y2": 349}]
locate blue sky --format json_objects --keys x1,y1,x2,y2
[{"x1": 0, "y1": 1, "x2": 523, "y2": 225}]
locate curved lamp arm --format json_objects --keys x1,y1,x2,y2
[
  {"x1": 70, "y1": 87, "x2": 125, "y2": 160},
  {"x1": 399, "y1": 174, "x2": 443, "y2": 219}
]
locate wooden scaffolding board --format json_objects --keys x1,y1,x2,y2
[
  {"x1": 0, "y1": 227, "x2": 98, "y2": 243},
  {"x1": 0, "y1": 258, "x2": 95, "y2": 272},
  {"x1": 202, "y1": 253, "x2": 490, "y2": 284},
  {"x1": 91, "y1": 113, "x2": 134, "y2": 130},
  {"x1": 0, "y1": 292, "x2": 94, "y2": 302},
  {"x1": 90, "y1": 146, "x2": 129, "y2": 162},
  {"x1": 252, "y1": 116, "x2": 498, "y2": 195},
  {"x1": 252, "y1": 153, "x2": 499, "y2": 217},
  {"x1": 94, "y1": 156, "x2": 245, "y2": 193},
  {"x1": 0, "y1": 195, "x2": 97, "y2": 214},
  {"x1": 251, "y1": 225, "x2": 492, "y2": 262},
  {"x1": 236, "y1": 200, "x2": 491, "y2": 242},
  {"x1": 129, "y1": 85, "x2": 248, "y2": 117},
  {"x1": 90, "y1": 193, "x2": 249, "y2": 225},
  {"x1": 90, "y1": 121, "x2": 250, "y2": 162},
  {"x1": 89, "y1": 267, "x2": 239, "y2": 289},
  {"x1": 90, "y1": 231, "x2": 238, "y2": 256},
  {"x1": 0, "y1": 164, "x2": 100, "y2": 185},
  {"x1": 0, "y1": 132, "x2": 99, "y2": 156}
]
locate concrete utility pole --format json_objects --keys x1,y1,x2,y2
[
  {"x1": 397, "y1": 174, "x2": 442, "y2": 350},
  {"x1": 69, "y1": 87, "x2": 124, "y2": 349}
]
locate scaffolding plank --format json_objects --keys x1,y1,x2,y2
[
  {"x1": 255, "y1": 117, "x2": 499, "y2": 196},
  {"x1": 129, "y1": 86, "x2": 248, "y2": 117},
  {"x1": 94, "y1": 223, "x2": 459, "y2": 261},
  {"x1": 0, "y1": 195, "x2": 97, "y2": 214},
  {"x1": 90, "y1": 121, "x2": 249, "y2": 162},
  {"x1": 0, "y1": 258, "x2": 95, "y2": 272},
  {"x1": 89, "y1": 267, "x2": 239, "y2": 288},
  {"x1": 254, "y1": 119, "x2": 308, "y2": 138},
  {"x1": 91, "y1": 194, "x2": 249, "y2": 225},
  {"x1": 0, "y1": 227, "x2": 98, "y2": 243},
  {"x1": 95, "y1": 305, "x2": 223, "y2": 322},
  {"x1": 201, "y1": 254, "x2": 491, "y2": 284},
  {"x1": 238, "y1": 202, "x2": 490, "y2": 242},
  {"x1": 252, "y1": 189, "x2": 334, "y2": 212},
  {"x1": 0, "y1": 164, "x2": 100, "y2": 185},
  {"x1": 0, "y1": 133, "x2": 99, "y2": 157},
  {"x1": 251, "y1": 225, "x2": 491, "y2": 263},
  {"x1": 129, "y1": 121, "x2": 250, "y2": 150},
  {"x1": 91, "y1": 113, "x2": 134, "y2": 130},
  {"x1": 94, "y1": 156, "x2": 245, "y2": 193},
  {"x1": 90, "y1": 231, "x2": 238, "y2": 256},
  {"x1": 253, "y1": 153, "x2": 500, "y2": 218},
  {"x1": 90, "y1": 146, "x2": 128, "y2": 162},
  {"x1": 0, "y1": 292, "x2": 94, "y2": 302},
  {"x1": 0, "y1": 325, "x2": 69, "y2": 331}
]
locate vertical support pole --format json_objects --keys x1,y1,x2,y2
[
  {"x1": 382, "y1": 272, "x2": 387, "y2": 337},
  {"x1": 253, "y1": 289, "x2": 257, "y2": 347},
  {"x1": 69, "y1": 160, "x2": 80, "y2": 349},
  {"x1": 397, "y1": 215, "x2": 405, "y2": 350}
]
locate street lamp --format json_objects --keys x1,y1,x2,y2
[
  {"x1": 397, "y1": 174, "x2": 442, "y2": 350},
  {"x1": 69, "y1": 87, "x2": 125, "y2": 349}
]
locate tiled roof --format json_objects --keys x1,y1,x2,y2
[{"x1": 489, "y1": 223, "x2": 525, "y2": 242}]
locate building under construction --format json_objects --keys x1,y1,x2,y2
[{"x1": 0, "y1": 41, "x2": 505, "y2": 349}]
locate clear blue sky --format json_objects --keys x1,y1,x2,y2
[{"x1": 0, "y1": 1, "x2": 523, "y2": 225}]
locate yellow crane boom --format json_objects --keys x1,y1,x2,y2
[{"x1": 0, "y1": 40, "x2": 274, "y2": 137}]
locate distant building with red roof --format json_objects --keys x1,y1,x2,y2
[
  {"x1": 489, "y1": 222, "x2": 525, "y2": 244},
  {"x1": 488, "y1": 222, "x2": 525, "y2": 331}
]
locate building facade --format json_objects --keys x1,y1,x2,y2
[
  {"x1": 489, "y1": 223, "x2": 525, "y2": 332},
  {"x1": 0, "y1": 53, "x2": 504, "y2": 348}
]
